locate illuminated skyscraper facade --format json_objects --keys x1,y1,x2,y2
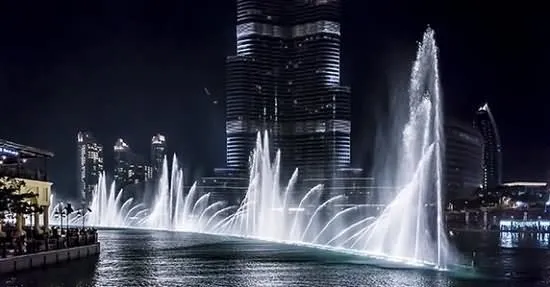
[
  {"x1": 77, "y1": 131, "x2": 104, "y2": 205},
  {"x1": 113, "y1": 138, "x2": 152, "y2": 194},
  {"x1": 151, "y1": 134, "x2": 167, "y2": 179},
  {"x1": 445, "y1": 120, "x2": 483, "y2": 199},
  {"x1": 474, "y1": 103, "x2": 502, "y2": 189},
  {"x1": 226, "y1": 0, "x2": 351, "y2": 178}
]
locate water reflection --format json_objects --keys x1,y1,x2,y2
[
  {"x1": 1, "y1": 255, "x2": 99, "y2": 287},
  {"x1": 500, "y1": 232, "x2": 550, "y2": 249},
  {"x1": 2, "y1": 229, "x2": 550, "y2": 286}
]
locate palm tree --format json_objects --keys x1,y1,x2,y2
[{"x1": 0, "y1": 177, "x2": 43, "y2": 235}]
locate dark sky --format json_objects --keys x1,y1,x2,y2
[{"x1": 0, "y1": 0, "x2": 547, "y2": 197}]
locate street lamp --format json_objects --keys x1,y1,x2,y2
[
  {"x1": 76, "y1": 210, "x2": 85, "y2": 230},
  {"x1": 61, "y1": 211, "x2": 67, "y2": 233},
  {"x1": 76, "y1": 208, "x2": 92, "y2": 230},
  {"x1": 53, "y1": 210, "x2": 61, "y2": 232}
]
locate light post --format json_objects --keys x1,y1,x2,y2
[
  {"x1": 57, "y1": 201, "x2": 66, "y2": 232},
  {"x1": 64, "y1": 203, "x2": 74, "y2": 231},
  {"x1": 53, "y1": 210, "x2": 61, "y2": 231},
  {"x1": 76, "y1": 209, "x2": 87, "y2": 230},
  {"x1": 82, "y1": 208, "x2": 92, "y2": 229},
  {"x1": 61, "y1": 211, "x2": 66, "y2": 234},
  {"x1": 76, "y1": 210, "x2": 82, "y2": 229}
]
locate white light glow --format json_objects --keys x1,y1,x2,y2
[
  {"x1": 503, "y1": 182, "x2": 547, "y2": 187},
  {"x1": 0, "y1": 147, "x2": 19, "y2": 156}
]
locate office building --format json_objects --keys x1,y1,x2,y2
[
  {"x1": 151, "y1": 134, "x2": 167, "y2": 179},
  {"x1": 77, "y1": 131, "x2": 104, "y2": 205},
  {"x1": 225, "y1": 0, "x2": 351, "y2": 179},
  {"x1": 444, "y1": 120, "x2": 483, "y2": 200},
  {"x1": 113, "y1": 138, "x2": 152, "y2": 200},
  {"x1": 474, "y1": 103, "x2": 502, "y2": 190}
]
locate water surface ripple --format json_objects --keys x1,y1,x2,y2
[{"x1": 2, "y1": 229, "x2": 549, "y2": 286}]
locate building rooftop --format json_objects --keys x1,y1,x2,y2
[
  {"x1": 0, "y1": 139, "x2": 54, "y2": 160},
  {"x1": 0, "y1": 139, "x2": 53, "y2": 181}
]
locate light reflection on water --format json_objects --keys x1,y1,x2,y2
[
  {"x1": 500, "y1": 232, "x2": 550, "y2": 249},
  {"x1": 1, "y1": 229, "x2": 549, "y2": 286}
]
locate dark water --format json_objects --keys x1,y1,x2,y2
[{"x1": 1, "y1": 229, "x2": 549, "y2": 286}]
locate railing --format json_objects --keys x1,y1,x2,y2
[{"x1": 0, "y1": 227, "x2": 98, "y2": 258}]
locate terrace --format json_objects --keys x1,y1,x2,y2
[{"x1": 0, "y1": 139, "x2": 53, "y2": 182}]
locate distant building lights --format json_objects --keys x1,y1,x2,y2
[
  {"x1": 152, "y1": 134, "x2": 166, "y2": 144},
  {"x1": 503, "y1": 182, "x2": 547, "y2": 187},
  {"x1": 0, "y1": 148, "x2": 19, "y2": 156},
  {"x1": 500, "y1": 219, "x2": 550, "y2": 229},
  {"x1": 114, "y1": 138, "x2": 129, "y2": 151},
  {"x1": 514, "y1": 201, "x2": 527, "y2": 208}
]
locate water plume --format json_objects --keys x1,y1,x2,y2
[{"x1": 49, "y1": 27, "x2": 452, "y2": 271}]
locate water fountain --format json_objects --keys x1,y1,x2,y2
[
  {"x1": 49, "y1": 155, "x2": 230, "y2": 232},
  {"x1": 202, "y1": 27, "x2": 450, "y2": 269},
  {"x1": 49, "y1": 27, "x2": 455, "y2": 271},
  {"x1": 358, "y1": 27, "x2": 449, "y2": 268}
]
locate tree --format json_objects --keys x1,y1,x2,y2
[{"x1": 0, "y1": 177, "x2": 43, "y2": 220}]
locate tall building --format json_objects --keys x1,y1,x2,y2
[
  {"x1": 77, "y1": 132, "x2": 104, "y2": 205},
  {"x1": 113, "y1": 138, "x2": 152, "y2": 198},
  {"x1": 225, "y1": 0, "x2": 351, "y2": 179},
  {"x1": 474, "y1": 103, "x2": 502, "y2": 190},
  {"x1": 151, "y1": 134, "x2": 167, "y2": 179},
  {"x1": 445, "y1": 120, "x2": 483, "y2": 199}
]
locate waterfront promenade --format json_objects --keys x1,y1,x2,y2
[{"x1": 0, "y1": 227, "x2": 99, "y2": 273}]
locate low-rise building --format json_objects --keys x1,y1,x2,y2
[{"x1": 0, "y1": 139, "x2": 54, "y2": 234}]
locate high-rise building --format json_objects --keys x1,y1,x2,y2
[
  {"x1": 225, "y1": 0, "x2": 351, "y2": 179},
  {"x1": 445, "y1": 120, "x2": 483, "y2": 199},
  {"x1": 474, "y1": 103, "x2": 502, "y2": 190},
  {"x1": 113, "y1": 138, "x2": 152, "y2": 197},
  {"x1": 151, "y1": 134, "x2": 167, "y2": 179},
  {"x1": 77, "y1": 132, "x2": 104, "y2": 205}
]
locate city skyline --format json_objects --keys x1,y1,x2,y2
[
  {"x1": 77, "y1": 132, "x2": 167, "y2": 202},
  {"x1": 0, "y1": 1, "x2": 549, "y2": 286},
  {"x1": 0, "y1": 0, "x2": 547, "y2": 197}
]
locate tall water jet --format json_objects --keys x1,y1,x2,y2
[
  {"x1": 55, "y1": 158, "x2": 226, "y2": 231},
  {"x1": 146, "y1": 156, "x2": 171, "y2": 229},
  {"x1": 83, "y1": 173, "x2": 146, "y2": 227},
  {"x1": 48, "y1": 27, "x2": 454, "y2": 272},
  {"x1": 368, "y1": 27, "x2": 449, "y2": 268}
]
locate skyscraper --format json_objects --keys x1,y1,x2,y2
[
  {"x1": 225, "y1": 0, "x2": 351, "y2": 179},
  {"x1": 474, "y1": 103, "x2": 502, "y2": 190},
  {"x1": 77, "y1": 131, "x2": 104, "y2": 205},
  {"x1": 445, "y1": 120, "x2": 483, "y2": 199},
  {"x1": 151, "y1": 134, "x2": 167, "y2": 179},
  {"x1": 113, "y1": 138, "x2": 152, "y2": 196}
]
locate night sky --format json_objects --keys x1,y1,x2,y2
[{"x1": 0, "y1": 0, "x2": 547, "y2": 197}]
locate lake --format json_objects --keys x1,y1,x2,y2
[{"x1": 1, "y1": 229, "x2": 549, "y2": 286}]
